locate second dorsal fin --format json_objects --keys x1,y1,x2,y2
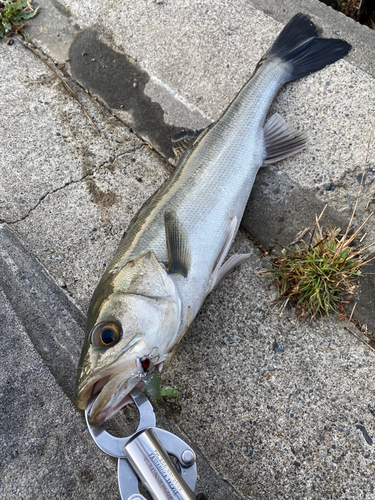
[{"x1": 263, "y1": 113, "x2": 307, "y2": 165}]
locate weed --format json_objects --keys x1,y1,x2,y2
[
  {"x1": 262, "y1": 206, "x2": 374, "y2": 320},
  {"x1": 0, "y1": 0, "x2": 39, "y2": 39},
  {"x1": 263, "y1": 117, "x2": 375, "y2": 321}
]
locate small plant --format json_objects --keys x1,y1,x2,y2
[
  {"x1": 0, "y1": 0, "x2": 39, "y2": 39},
  {"x1": 262, "y1": 207, "x2": 374, "y2": 320}
]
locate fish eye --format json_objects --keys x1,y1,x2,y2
[{"x1": 91, "y1": 322, "x2": 121, "y2": 347}]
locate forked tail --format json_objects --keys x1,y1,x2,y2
[{"x1": 265, "y1": 13, "x2": 351, "y2": 82}]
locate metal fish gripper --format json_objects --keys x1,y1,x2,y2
[{"x1": 85, "y1": 389, "x2": 207, "y2": 500}]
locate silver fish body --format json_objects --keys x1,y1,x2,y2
[
  {"x1": 112, "y1": 59, "x2": 284, "y2": 321},
  {"x1": 76, "y1": 14, "x2": 351, "y2": 425}
]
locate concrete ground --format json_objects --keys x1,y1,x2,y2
[{"x1": 1, "y1": 0, "x2": 375, "y2": 498}]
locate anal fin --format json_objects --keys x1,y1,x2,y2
[
  {"x1": 164, "y1": 210, "x2": 190, "y2": 277},
  {"x1": 263, "y1": 113, "x2": 307, "y2": 165}
]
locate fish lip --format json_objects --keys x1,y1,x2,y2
[
  {"x1": 75, "y1": 363, "x2": 142, "y2": 411},
  {"x1": 75, "y1": 369, "x2": 114, "y2": 410},
  {"x1": 86, "y1": 379, "x2": 146, "y2": 427},
  {"x1": 87, "y1": 372, "x2": 141, "y2": 426},
  {"x1": 87, "y1": 393, "x2": 130, "y2": 426},
  {"x1": 91, "y1": 375, "x2": 111, "y2": 397}
]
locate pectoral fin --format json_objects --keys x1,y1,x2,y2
[
  {"x1": 209, "y1": 217, "x2": 250, "y2": 293},
  {"x1": 263, "y1": 113, "x2": 307, "y2": 165},
  {"x1": 164, "y1": 210, "x2": 191, "y2": 277}
]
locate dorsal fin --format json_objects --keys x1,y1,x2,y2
[{"x1": 171, "y1": 129, "x2": 205, "y2": 157}]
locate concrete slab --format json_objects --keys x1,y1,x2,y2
[
  {"x1": 163, "y1": 233, "x2": 375, "y2": 498},
  {"x1": 28, "y1": 0, "x2": 375, "y2": 204},
  {"x1": 1, "y1": 223, "x2": 374, "y2": 499},
  {"x1": 68, "y1": 0, "x2": 374, "y2": 223},
  {"x1": 2, "y1": 1, "x2": 375, "y2": 499},
  {"x1": 0, "y1": 225, "x2": 85, "y2": 401},
  {"x1": 0, "y1": 268, "x2": 119, "y2": 499},
  {"x1": 1, "y1": 41, "x2": 171, "y2": 309},
  {"x1": 11, "y1": 142, "x2": 169, "y2": 311},
  {"x1": 243, "y1": 168, "x2": 375, "y2": 328},
  {"x1": 0, "y1": 28, "x2": 239, "y2": 499},
  {"x1": 0, "y1": 40, "x2": 140, "y2": 223}
]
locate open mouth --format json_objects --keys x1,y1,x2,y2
[
  {"x1": 84, "y1": 372, "x2": 144, "y2": 426},
  {"x1": 91, "y1": 375, "x2": 144, "y2": 408},
  {"x1": 76, "y1": 338, "x2": 154, "y2": 425},
  {"x1": 91, "y1": 376, "x2": 111, "y2": 397}
]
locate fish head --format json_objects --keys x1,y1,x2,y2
[{"x1": 75, "y1": 251, "x2": 181, "y2": 426}]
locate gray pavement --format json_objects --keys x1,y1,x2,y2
[
  {"x1": 1, "y1": 0, "x2": 375, "y2": 498},
  {"x1": 0, "y1": 228, "x2": 119, "y2": 499}
]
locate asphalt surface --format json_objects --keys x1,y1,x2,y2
[{"x1": 1, "y1": 1, "x2": 375, "y2": 498}]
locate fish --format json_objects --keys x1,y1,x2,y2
[{"x1": 75, "y1": 14, "x2": 351, "y2": 425}]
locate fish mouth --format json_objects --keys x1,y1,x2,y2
[
  {"x1": 75, "y1": 339, "x2": 151, "y2": 425},
  {"x1": 88, "y1": 372, "x2": 142, "y2": 426},
  {"x1": 75, "y1": 367, "x2": 144, "y2": 426}
]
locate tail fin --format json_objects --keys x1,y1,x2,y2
[{"x1": 266, "y1": 14, "x2": 351, "y2": 82}]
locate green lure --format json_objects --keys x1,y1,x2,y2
[{"x1": 143, "y1": 371, "x2": 181, "y2": 399}]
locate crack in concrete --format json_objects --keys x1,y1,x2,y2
[{"x1": 0, "y1": 146, "x2": 144, "y2": 226}]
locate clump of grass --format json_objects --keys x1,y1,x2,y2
[
  {"x1": 0, "y1": 0, "x2": 39, "y2": 39},
  {"x1": 263, "y1": 206, "x2": 374, "y2": 320},
  {"x1": 264, "y1": 118, "x2": 375, "y2": 321}
]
